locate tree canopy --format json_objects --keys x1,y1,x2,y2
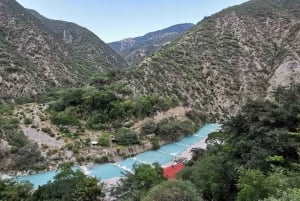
[
  {"x1": 142, "y1": 180, "x2": 202, "y2": 201},
  {"x1": 111, "y1": 163, "x2": 166, "y2": 201},
  {"x1": 32, "y1": 167, "x2": 103, "y2": 201},
  {"x1": 178, "y1": 86, "x2": 300, "y2": 201}
]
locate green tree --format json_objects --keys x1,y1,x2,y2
[
  {"x1": 0, "y1": 179, "x2": 33, "y2": 201},
  {"x1": 142, "y1": 180, "x2": 202, "y2": 201},
  {"x1": 32, "y1": 167, "x2": 103, "y2": 201},
  {"x1": 156, "y1": 118, "x2": 195, "y2": 141},
  {"x1": 237, "y1": 168, "x2": 300, "y2": 201},
  {"x1": 112, "y1": 163, "x2": 166, "y2": 201},
  {"x1": 114, "y1": 128, "x2": 139, "y2": 145},
  {"x1": 98, "y1": 136, "x2": 110, "y2": 147},
  {"x1": 262, "y1": 188, "x2": 300, "y2": 201},
  {"x1": 180, "y1": 154, "x2": 237, "y2": 201},
  {"x1": 237, "y1": 169, "x2": 269, "y2": 201},
  {"x1": 51, "y1": 112, "x2": 78, "y2": 126}
]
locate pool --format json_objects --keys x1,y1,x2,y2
[
  {"x1": 157, "y1": 143, "x2": 187, "y2": 156},
  {"x1": 195, "y1": 124, "x2": 221, "y2": 136},
  {"x1": 16, "y1": 170, "x2": 58, "y2": 188},
  {"x1": 14, "y1": 123, "x2": 222, "y2": 187},
  {"x1": 90, "y1": 163, "x2": 126, "y2": 180},
  {"x1": 117, "y1": 158, "x2": 142, "y2": 171},
  {"x1": 134, "y1": 151, "x2": 174, "y2": 165},
  {"x1": 176, "y1": 135, "x2": 202, "y2": 146}
]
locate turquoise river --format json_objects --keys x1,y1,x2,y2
[{"x1": 16, "y1": 123, "x2": 221, "y2": 188}]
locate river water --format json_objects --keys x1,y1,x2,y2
[{"x1": 16, "y1": 123, "x2": 221, "y2": 188}]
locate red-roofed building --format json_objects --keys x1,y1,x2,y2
[{"x1": 163, "y1": 163, "x2": 184, "y2": 180}]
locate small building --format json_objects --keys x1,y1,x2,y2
[
  {"x1": 91, "y1": 141, "x2": 98, "y2": 146},
  {"x1": 145, "y1": 134, "x2": 156, "y2": 139}
]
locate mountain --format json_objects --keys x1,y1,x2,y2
[
  {"x1": 109, "y1": 23, "x2": 194, "y2": 65},
  {"x1": 124, "y1": 0, "x2": 300, "y2": 120},
  {"x1": 0, "y1": 0, "x2": 127, "y2": 99}
]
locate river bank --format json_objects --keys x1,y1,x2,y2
[
  {"x1": 101, "y1": 136, "x2": 208, "y2": 189},
  {"x1": 10, "y1": 124, "x2": 221, "y2": 188}
]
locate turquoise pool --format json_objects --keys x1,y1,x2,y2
[
  {"x1": 16, "y1": 171, "x2": 57, "y2": 188},
  {"x1": 157, "y1": 143, "x2": 187, "y2": 156},
  {"x1": 117, "y1": 158, "x2": 142, "y2": 171},
  {"x1": 90, "y1": 164, "x2": 126, "y2": 180},
  {"x1": 134, "y1": 151, "x2": 174, "y2": 165},
  {"x1": 14, "y1": 123, "x2": 221, "y2": 187}
]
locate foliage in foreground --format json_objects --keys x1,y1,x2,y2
[
  {"x1": 111, "y1": 163, "x2": 166, "y2": 201},
  {"x1": 0, "y1": 167, "x2": 103, "y2": 201},
  {"x1": 0, "y1": 180, "x2": 33, "y2": 201},
  {"x1": 178, "y1": 86, "x2": 300, "y2": 201},
  {"x1": 142, "y1": 180, "x2": 202, "y2": 201},
  {"x1": 32, "y1": 167, "x2": 103, "y2": 201}
]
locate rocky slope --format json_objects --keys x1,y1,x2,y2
[
  {"x1": 0, "y1": 0, "x2": 127, "y2": 99},
  {"x1": 109, "y1": 23, "x2": 194, "y2": 65},
  {"x1": 124, "y1": 0, "x2": 300, "y2": 119}
]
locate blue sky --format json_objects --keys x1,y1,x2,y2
[{"x1": 16, "y1": 0, "x2": 248, "y2": 42}]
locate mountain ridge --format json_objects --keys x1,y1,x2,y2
[{"x1": 109, "y1": 23, "x2": 194, "y2": 65}]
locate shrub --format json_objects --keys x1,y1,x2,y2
[
  {"x1": 12, "y1": 143, "x2": 45, "y2": 170},
  {"x1": 140, "y1": 121, "x2": 157, "y2": 136},
  {"x1": 51, "y1": 112, "x2": 78, "y2": 125},
  {"x1": 114, "y1": 128, "x2": 139, "y2": 146},
  {"x1": 98, "y1": 136, "x2": 110, "y2": 147},
  {"x1": 41, "y1": 127, "x2": 53, "y2": 135},
  {"x1": 23, "y1": 118, "x2": 33, "y2": 125},
  {"x1": 150, "y1": 137, "x2": 161, "y2": 150},
  {"x1": 156, "y1": 118, "x2": 196, "y2": 141}
]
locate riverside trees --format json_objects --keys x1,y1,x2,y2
[{"x1": 178, "y1": 86, "x2": 300, "y2": 201}]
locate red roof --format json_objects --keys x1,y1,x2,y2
[{"x1": 163, "y1": 163, "x2": 184, "y2": 180}]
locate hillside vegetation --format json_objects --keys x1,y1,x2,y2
[
  {"x1": 1, "y1": 85, "x2": 299, "y2": 201},
  {"x1": 0, "y1": 0, "x2": 127, "y2": 99},
  {"x1": 0, "y1": 71, "x2": 199, "y2": 172},
  {"x1": 176, "y1": 85, "x2": 300, "y2": 201},
  {"x1": 1, "y1": 0, "x2": 300, "y2": 200},
  {"x1": 124, "y1": 0, "x2": 300, "y2": 119}
]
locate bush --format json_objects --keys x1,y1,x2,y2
[
  {"x1": 41, "y1": 127, "x2": 54, "y2": 136},
  {"x1": 12, "y1": 143, "x2": 45, "y2": 170},
  {"x1": 23, "y1": 118, "x2": 33, "y2": 125},
  {"x1": 150, "y1": 137, "x2": 161, "y2": 150},
  {"x1": 98, "y1": 136, "x2": 110, "y2": 147},
  {"x1": 114, "y1": 128, "x2": 139, "y2": 146},
  {"x1": 51, "y1": 112, "x2": 78, "y2": 125},
  {"x1": 143, "y1": 180, "x2": 202, "y2": 201},
  {"x1": 156, "y1": 118, "x2": 196, "y2": 141},
  {"x1": 6, "y1": 131, "x2": 29, "y2": 150},
  {"x1": 140, "y1": 120, "x2": 157, "y2": 136}
]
